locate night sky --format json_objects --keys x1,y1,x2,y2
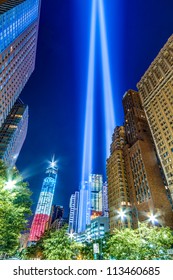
[{"x1": 16, "y1": 0, "x2": 173, "y2": 217}]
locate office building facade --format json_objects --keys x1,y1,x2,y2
[
  {"x1": 123, "y1": 89, "x2": 173, "y2": 228},
  {"x1": 89, "y1": 174, "x2": 103, "y2": 220},
  {"x1": 107, "y1": 126, "x2": 132, "y2": 232},
  {"x1": 102, "y1": 181, "x2": 109, "y2": 217},
  {"x1": 68, "y1": 191, "x2": 79, "y2": 233},
  {"x1": 0, "y1": 0, "x2": 41, "y2": 126},
  {"x1": 78, "y1": 181, "x2": 90, "y2": 233},
  {"x1": 137, "y1": 35, "x2": 173, "y2": 200},
  {"x1": 0, "y1": 98, "x2": 28, "y2": 166}
]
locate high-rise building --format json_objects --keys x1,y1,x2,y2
[
  {"x1": 78, "y1": 181, "x2": 90, "y2": 233},
  {"x1": 0, "y1": 99, "x2": 28, "y2": 166},
  {"x1": 102, "y1": 181, "x2": 109, "y2": 217},
  {"x1": 50, "y1": 205, "x2": 64, "y2": 224},
  {"x1": 49, "y1": 205, "x2": 68, "y2": 231},
  {"x1": 28, "y1": 160, "x2": 58, "y2": 242},
  {"x1": 137, "y1": 35, "x2": 173, "y2": 200},
  {"x1": 107, "y1": 126, "x2": 132, "y2": 232},
  {"x1": 123, "y1": 89, "x2": 173, "y2": 229},
  {"x1": 78, "y1": 174, "x2": 104, "y2": 233},
  {"x1": 89, "y1": 174, "x2": 103, "y2": 220},
  {"x1": 0, "y1": 0, "x2": 41, "y2": 126},
  {"x1": 68, "y1": 191, "x2": 79, "y2": 233}
]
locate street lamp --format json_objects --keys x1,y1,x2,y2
[
  {"x1": 117, "y1": 209, "x2": 126, "y2": 229},
  {"x1": 68, "y1": 231, "x2": 75, "y2": 241},
  {"x1": 148, "y1": 214, "x2": 157, "y2": 225},
  {"x1": 117, "y1": 209, "x2": 126, "y2": 220}
]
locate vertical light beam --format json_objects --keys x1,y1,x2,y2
[
  {"x1": 98, "y1": 0, "x2": 115, "y2": 159},
  {"x1": 81, "y1": 0, "x2": 97, "y2": 183}
]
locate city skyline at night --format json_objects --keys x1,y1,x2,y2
[
  {"x1": 1, "y1": 1, "x2": 173, "y2": 261},
  {"x1": 13, "y1": 0, "x2": 173, "y2": 217}
]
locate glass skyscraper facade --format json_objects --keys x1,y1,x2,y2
[
  {"x1": 78, "y1": 181, "x2": 89, "y2": 233},
  {"x1": 89, "y1": 174, "x2": 103, "y2": 219},
  {"x1": 77, "y1": 174, "x2": 104, "y2": 233},
  {"x1": 0, "y1": 98, "x2": 28, "y2": 166},
  {"x1": 0, "y1": 0, "x2": 41, "y2": 164},
  {"x1": 68, "y1": 191, "x2": 79, "y2": 233},
  {"x1": 0, "y1": 0, "x2": 40, "y2": 53}
]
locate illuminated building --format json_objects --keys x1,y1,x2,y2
[
  {"x1": 68, "y1": 191, "x2": 79, "y2": 233},
  {"x1": 74, "y1": 216, "x2": 109, "y2": 243},
  {"x1": 77, "y1": 174, "x2": 104, "y2": 233},
  {"x1": 102, "y1": 181, "x2": 109, "y2": 217},
  {"x1": 78, "y1": 181, "x2": 90, "y2": 233},
  {"x1": 123, "y1": 89, "x2": 173, "y2": 229},
  {"x1": 137, "y1": 35, "x2": 173, "y2": 200},
  {"x1": 0, "y1": 0, "x2": 41, "y2": 126},
  {"x1": 107, "y1": 126, "x2": 132, "y2": 232},
  {"x1": 0, "y1": 99, "x2": 28, "y2": 167},
  {"x1": 89, "y1": 174, "x2": 103, "y2": 219},
  {"x1": 28, "y1": 160, "x2": 58, "y2": 242}
]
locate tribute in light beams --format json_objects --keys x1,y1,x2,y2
[
  {"x1": 81, "y1": 0, "x2": 115, "y2": 182},
  {"x1": 98, "y1": 0, "x2": 116, "y2": 159},
  {"x1": 79, "y1": 0, "x2": 115, "y2": 233},
  {"x1": 81, "y1": 0, "x2": 97, "y2": 183}
]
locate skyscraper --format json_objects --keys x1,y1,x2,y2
[
  {"x1": 0, "y1": 98, "x2": 28, "y2": 166},
  {"x1": 123, "y1": 89, "x2": 173, "y2": 228},
  {"x1": 0, "y1": 0, "x2": 41, "y2": 126},
  {"x1": 89, "y1": 174, "x2": 103, "y2": 220},
  {"x1": 107, "y1": 126, "x2": 132, "y2": 232},
  {"x1": 28, "y1": 160, "x2": 58, "y2": 242},
  {"x1": 68, "y1": 191, "x2": 79, "y2": 233},
  {"x1": 49, "y1": 205, "x2": 66, "y2": 231},
  {"x1": 137, "y1": 35, "x2": 173, "y2": 200},
  {"x1": 78, "y1": 181, "x2": 90, "y2": 233},
  {"x1": 77, "y1": 174, "x2": 104, "y2": 233},
  {"x1": 102, "y1": 181, "x2": 109, "y2": 217}
]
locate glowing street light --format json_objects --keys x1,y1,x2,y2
[
  {"x1": 148, "y1": 214, "x2": 157, "y2": 225},
  {"x1": 118, "y1": 210, "x2": 126, "y2": 220},
  {"x1": 68, "y1": 231, "x2": 75, "y2": 241}
]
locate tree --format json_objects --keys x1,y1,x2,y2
[
  {"x1": 107, "y1": 223, "x2": 173, "y2": 260},
  {"x1": 42, "y1": 226, "x2": 82, "y2": 260},
  {"x1": 0, "y1": 161, "x2": 32, "y2": 258}
]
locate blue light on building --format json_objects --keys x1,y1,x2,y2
[{"x1": 0, "y1": 0, "x2": 40, "y2": 53}]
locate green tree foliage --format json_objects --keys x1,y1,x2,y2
[
  {"x1": 42, "y1": 226, "x2": 82, "y2": 260},
  {"x1": 80, "y1": 241, "x2": 93, "y2": 260},
  {"x1": 107, "y1": 223, "x2": 173, "y2": 260},
  {"x1": 21, "y1": 223, "x2": 173, "y2": 260},
  {"x1": 0, "y1": 161, "x2": 32, "y2": 258}
]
